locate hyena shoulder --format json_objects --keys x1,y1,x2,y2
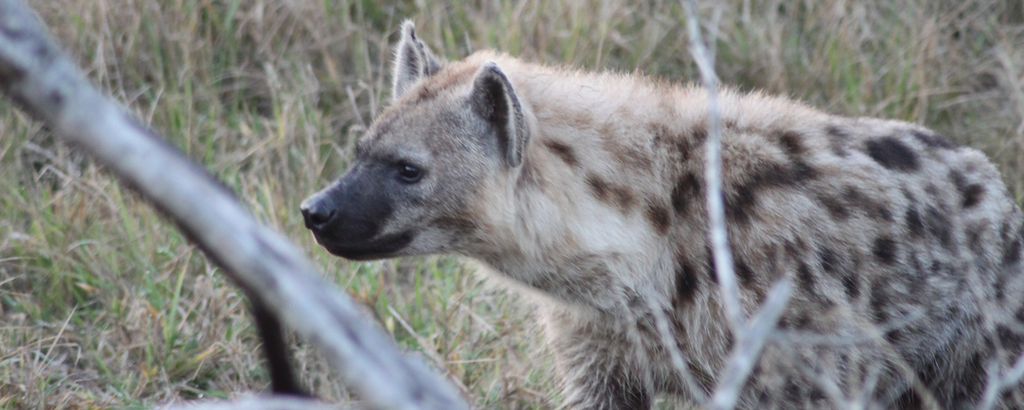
[{"x1": 303, "y1": 21, "x2": 1024, "y2": 409}]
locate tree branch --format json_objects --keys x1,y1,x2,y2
[
  {"x1": 162, "y1": 396, "x2": 355, "y2": 410},
  {"x1": 680, "y1": 2, "x2": 794, "y2": 409},
  {"x1": 0, "y1": 1, "x2": 468, "y2": 409}
]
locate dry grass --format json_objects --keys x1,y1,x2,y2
[{"x1": 1, "y1": 0, "x2": 1022, "y2": 409}]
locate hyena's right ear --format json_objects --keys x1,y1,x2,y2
[
  {"x1": 470, "y1": 62, "x2": 529, "y2": 167},
  {"x1": 392, "y1": 20, "x2": 442, "y2": 101}
]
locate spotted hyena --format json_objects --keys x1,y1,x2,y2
[{"x1": 300, "y1": 21, "x2": 1024, "y2": 409}]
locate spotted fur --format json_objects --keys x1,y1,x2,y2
[{"x1": 301, "y1": 21, "x2": 1024, "y2": 409}]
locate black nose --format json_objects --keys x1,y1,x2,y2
[{"x1": 300, "y1": 199, "x2": 335, "y2": 231}]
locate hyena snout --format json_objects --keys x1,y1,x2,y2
[
  {"x1": 299, "y1": 191, "x2": 336, "y2": 232},
  {"x1": 299, "y1": 172, "x2": 413, "y2": 260}
]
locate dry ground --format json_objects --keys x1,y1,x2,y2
[{"x1": 1, "y1": 0, "x2": 1023, "y2": 409}]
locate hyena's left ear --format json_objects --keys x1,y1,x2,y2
[
  {"x1": 470, "y1": 62, "x2": 529, "y2": 167},
  {"x1": 392, "y1": 20, "x2": 442, "y2": 101}
]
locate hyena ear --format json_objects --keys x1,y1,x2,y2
[
  {"x1": 392, "y1": 20, "x2": 442, "y2": 101},
  {"x1": 470, "y1": 62, "x2": 529, "y2": 167}
]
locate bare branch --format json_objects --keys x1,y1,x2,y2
[
  {"x1": 680, "y1": 3, "x2": 796, "y2": 409},
  {"x1": 681, "y1": 0, "x2": 743, "y2": 335},
  {"x1": 162, "y1": 397, "x2": 355, "y2": 410},
  {"x1": 710, "y1": 279, "x2": 792, "y2": 410},
  {"x1": 0, "y1": 1, "x2": 468, "y2": 409}
]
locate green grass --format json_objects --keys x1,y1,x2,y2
[{"x1": 1, "y1": 0, "x2": 1022, "y2": 408}]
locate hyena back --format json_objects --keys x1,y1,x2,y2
[{"x1": 301, "y1": 21, "x2": 1024, "y2": 409}]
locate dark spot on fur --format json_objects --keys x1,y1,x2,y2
[
  {"x1": 949, "y1": 170, "x2": 968, "y2": 189},
  {"x1": 703, "y1": 245, "x2": 719, "y2": 284},
  {"x1": 784, "y1": 380, "x2": 802, "y2": 403},
  {"x1": 735, "y1": 259, "x2": 756, "y2": 285},
  {"x1": 905, "y1": 207, "x2": 924, "y2": 238},
  {"x1": 543, "y1": 140, "x2": 578, "y2": 167},
  {"x1": 925, "y1": 206, "x2": 954, "y2": 251},
  {"x1": 885, "y1": 327, "x2": 904, "y2": 344},
  {"x1": 869, "y1": 286, "x2": 891, "y2": 323},
  {"x1": 47, "y1": 90, "x2": 63, "y2": 108},
  {"x1": 949, "y1": 170, "x2": 985, "y2": 209},
  {"x1": 893, "y1": 387, "x2": 926, "y2": 409},
  {"x1": 610, "y1": 187, "x2": 635, "y2": 210},
  {"x1": 962, "y1": 184, "x2": 985, "y2": 209},
  {"x1": 968, "y1": 225, "x2": 986, "y2": 254},
  {"x1": 726, "y1": 185, "x2": 757, "y2": 223},
  {"x1": 583, "y1": 174, "x2": 636, "y2": 210},
  {"x1": 907, "y1": 253, "x2": 927, "y2": 293},
  {"x1": 586, "y1": 174, "x2": 610, "y2": 200},
  {"x1": 873, "y1": 237, "x2": 898, "y2": 264},
  {"x1": 784, "y1": 241, "x2": 800, "y2": 259},
  {"x1": 816, "y1": 193, "x2": 849, "y2": 219},
  {"x1": 691, "y1": 124, "x2": 708, "y2": 143},
  {"x1": 726, "y1": 161, "x2": 817, "y2": 223},
  {"x1": 645, "y1": 203, "x2": 671, "y2": 236},
  {"x1": 956, "y1": 352, "x2": 989, "y2": 403},
  {"x1": 1003, "y1": 232, "x2": 1022, "y2": 268},
  {"x1": 671, "y1": 173, "x2": 701, "y2": 215},
  {"x1": 648, "y1": 123, "x2": 671, "y2": 144},
  {"x1": 826, "y1": 125, "x2": 851, "y2": 156},
  {"x1": 778, "y1": 131, "x2": 806, "y2": 157},
  {"x1": 843, "y1": 186, "x2": 893, "y2": 221},
  {"x1": 755, "y1": 387, "x2": 771, "y2": 405},
  {"x1": 865, "y1": 137, "x2": 920, "y2": 172},
  {"x1": 607, "y1": 142, "x2": 649, "y2": 171},
  {"x1": 778, "y1": 311, "x2": 811, "y2": 332},
  {"x1": 983, "y1": 333, "x2": 996, "y2": 352},
  {"x1": 789, "y1": 161, "x2": 818, "y2": 182},
  {"x1": 810, "y1": 387, "x2": 827, "y2": 403},
  {"x1": 797, "y1": 262, "x2": 817, "y2": 296},
  {"x1": 911, "y1": 129, "x2": 957, "y2": 149},
  {"x1": 998, "y1": 325, "x2": 1024, "y2": 355},
  {"x1": 673, "y1": 262, "x2": 700, "y2": 308},
  {"x1": 818, "y1": 248, "x2": 839, "y2": 275}
]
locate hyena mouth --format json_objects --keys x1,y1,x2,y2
[{"x1": 313, "y1": 231, "x2": 415, "y2": 260}]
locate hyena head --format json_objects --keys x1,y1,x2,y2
[{"x1": 300, "y1": 21, "x2": 529, "y2": 260}]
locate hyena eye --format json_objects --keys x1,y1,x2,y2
[{"x1": 397, "y1": 162, "x2": 424, "y2": 183}]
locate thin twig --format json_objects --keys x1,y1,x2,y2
[
  {"x1": 710, "y1": 279, "x2": 792, "y2": 410},
  {"x1": 680, "y1": 2, "x2": 796, "y2": 409},
  {"x1": 681, "y1": 0, "x2": 743, "y2": 335}
]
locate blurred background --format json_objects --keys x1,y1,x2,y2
[{"x1": 1, "y1": 0, "x2": 1022, "y2": 408}]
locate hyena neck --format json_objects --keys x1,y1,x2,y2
[
  {"x1": 466, "y1": 156, "x2": 662, "y2": 313},
  {"x1": 458, "y1": 66, "x2": 694, "y2": 310}
]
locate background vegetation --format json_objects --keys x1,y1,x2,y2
[{"x1": 1, "y1": 0, "x2": 1022, "y2": 408}]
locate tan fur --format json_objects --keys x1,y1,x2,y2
[{"x1": 303, "y1": 22, "x2": 1024, "y2": 409}]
